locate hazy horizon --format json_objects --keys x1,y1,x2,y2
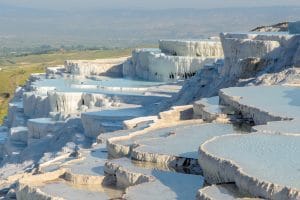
[
  {"x1": 2, "y1": 0, "x2": 300, "y2": 10},
  {"x1": 1, "y1": 2, "x2": 300, "y2": 56}
]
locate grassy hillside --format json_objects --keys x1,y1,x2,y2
[{"x1": 0, "y1": 48, "x2": 132, "y2": 124}]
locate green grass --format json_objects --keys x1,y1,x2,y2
[
  {"x1": 0, "y1": 48, "x2": 133, "y2": 124},
  {"x1": 0, "y1": 49, "x2": 133, "y2": 69}
]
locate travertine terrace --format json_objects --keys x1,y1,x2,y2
[{"x1": 1, "y1": 22, "x2": 300, "y2": 199}]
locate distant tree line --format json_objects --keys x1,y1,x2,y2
[{"x1": 0, "y1": 44, "x2": 117, "y2": 57}]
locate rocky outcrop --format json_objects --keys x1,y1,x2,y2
[
  {"x1": 251, "y1": 22, "x2": 288, "y2": 32},
  {"x1": 248, "y1": 67, "x2": 300, "y2": 86}
]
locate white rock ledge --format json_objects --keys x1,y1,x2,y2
[
  {"x1": 123, "y1": 48, "x2": 218, "y2": 82},
  {"x1": 198, "y1": 133, "x2": 300, "y2": 200},
  {"x1": 105, "y1": 158, "x2": 204, "y2": 200},
  {"x1": 131, "y1": 123, "x2": 237, "y2": 174},
  {"x1": 219, "y1": 86, "x2": 300, "y2": 125},
  {"x1": 158, "y1": 39, "x2": 224, "y2": 57},
  {"x1": 65, "y1": 57, "x2": 128, "y2": 77},
  {"x1": 196, "y1": 184, "x2": 263, "y2": 200},
  {"x1": 252, "y1": 120, "x2": 300, "y2": 134}
]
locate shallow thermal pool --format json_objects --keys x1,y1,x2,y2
[
  {"x1": 221, "y1": 85, "x2": 300, "y2": 119},
  {"x1": 202, "y1": 133, "x2": 300, "y2": 189},
  {"x1": 39, "y1": 180, "x2": 122, "y2": 200},
  {"x1": 109, "y1": 158, "x2": 203, "y2": 200},
  {"x1": 33, "y1": 76, "x2": 164, "y2": 91},
  {"x1": 132, "y1": 123, "x2": 240, "y2": 159},
  {"x1": 253, "y1": 119, "x2": 300, "y2": 134}
]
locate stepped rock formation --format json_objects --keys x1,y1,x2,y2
[
  {"x1": 1, "y1": 21, "x2": 300, "y2": 199},
  {"x1": 64, "y1": 57, "x2": 128, "y2": 77},
  {"x1": 123, "y1": 39, "x2": 223, "y2": 82}
]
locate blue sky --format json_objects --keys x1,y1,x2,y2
[{"x1": 1, "y1": 0, "x2": 300, "y2": 10}]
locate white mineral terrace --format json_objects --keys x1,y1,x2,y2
[
  {"x1": 82, "y1": 106, "x2": 148, "y2": 138},
  {"x1": 253, "y1": 119, "x2": 300, "y2": 134},
  {"x1": 15, "y1": 143, "x2": 123, "y2": 199},
  {"x1": 131, "y1": 123, "x2": 240, "y2": 161},
  {"x1": 16, "y1": 169, "x2": 122, "y2": 200},
  {"x1": 123, "y1": 47, "x2": 221, "y2": 82},
  {"x1": 193, "y1": 96, "x2": 234, "y2": 123},
  {"x1": 219, "y1": 85, "x2": 300, "y2": 124},
  {"x1": 22, "y1": 73, "x2": 176, "y2": 120},
  {"x1": 221, "y1": 32, "x2": 293, "y2": 46},
  {"x1": 3, "y1": 29, "x2": 300, "y2": 200},
  {"x1": 105, "y1": 157, "x2": 204, "y2": 200},
  {"x1": 158, "y1": 39, "x2": 224, "y2": 57},
  {"x1": 196, "y1": 184, "x2": 263, "y2": 200},
  {"x1": 219, "y1": 31, "x2": 300, "y2": 80},
  {"x1": 62, "y1": 144, "x2": 107, "y2": 177},
  {"x1": 199, "y1": 133, "x2": 300, "y2": 199},
  {"x1": 64, "y1": 57, "x2": 128, "y2": 77}
]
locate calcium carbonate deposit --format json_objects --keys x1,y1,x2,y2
[{"x1": 1, "y1": 22, "x2": 300, "y2": 200}]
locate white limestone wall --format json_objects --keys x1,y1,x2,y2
[
  {"x1": 48, "y1": 91, "x2": 113, "y2": 114},
  {"x1": 23, "y1": 92, "x2": 50, "y2": 118},
  {"x1": 16, "y1": 169, "x2": 67, "y2": 200},
  {"x1": 81, "y1": 114, "x2": 123, "y2": 138},
  {"x1": 27, "y1": 118, "x2": 65, "y2": 141},
  {"x1": 82, "y1": 106, "x2": 144, "y2": 138},
  {"x1": 45, "y1": 66, "x2": 64, "y2": 78},
  {"x1": 220, "y1": 33, "x2": 300, "y2": 78},
  {"x1": 221, "y1": 32, "x2": 293, "y2": 47},
  {"x1": 158, "y1": 39, "x2": 224, "y2": 57},
  {"x1": 123, "y1": 49, "x2": 217, "y2": 82},
  {"x1": 23, "y1": 90, "x2": 116, "y2": 118},
  {"x1": 9, "y1": 127, "x2": 28, "y2": 144},
  {"x1": 222, "y1": 38, "x2": 280, "y2": 60},
  {"x1": 219, "y1": 90, "x2": 284, "y2": 125},
  {"x1": 64, "y1": 57, "x2": 127, "y2": 77},
  {"x1": 220, "y1": 34, "x2": 281, "y2": 78}
]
